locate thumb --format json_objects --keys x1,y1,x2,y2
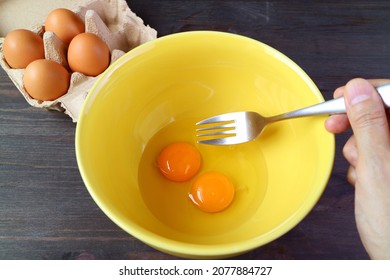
[{"x1": 344, "y1": 78, "x2": 390, "y2": 157}]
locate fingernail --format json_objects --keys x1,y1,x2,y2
[{"x1": 345, "y1": 79, "x2": 372, "y2": 106}]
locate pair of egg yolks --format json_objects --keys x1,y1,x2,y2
[{"x1": 157, "y1": 142, "x2": 235, "y2": 213}]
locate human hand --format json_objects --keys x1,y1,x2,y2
[{"x1": 325, "y1": 78, "x2": 390, "y2": 259}]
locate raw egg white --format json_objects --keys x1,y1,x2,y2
[
  {"x1": 138, "y1": 117, "x2": 268, "y2": 236},
  {"x1": 3, "y1": 29, "x2": 45, "y2": 69},
  {"x1": 157, "y1": 142, "x2": 234, "y2": 212}
]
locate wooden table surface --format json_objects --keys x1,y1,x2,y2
[{"x1": 2, "y1": 0, "x2": 390, "y2": 260}]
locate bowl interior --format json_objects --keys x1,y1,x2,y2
[{"x1": 76, "y1": 31, "x2": 334, "y2": 258}]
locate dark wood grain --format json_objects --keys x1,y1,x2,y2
[{"x1": 3, "y1": 0, "x2": 390, "y2": 259}]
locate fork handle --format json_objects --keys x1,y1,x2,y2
[{"x1": 269, "y1": 84, "x2": 390, "y2": 122}]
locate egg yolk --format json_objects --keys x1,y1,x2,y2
[
  {"x1": 189, "y1": 172, "x2": 235, "y2": 213},
  {"x1": 157, "y1": 142, "x2": 201, "y2": 182}
]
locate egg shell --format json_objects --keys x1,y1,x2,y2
[
  {"x1": 68, "y1": 33, "x2": 110, "y2": 77},
  {"x1": 2, "y1": 29, "x2": 45, "y2": 69},
  {"x1": 23, "y1": 59, "x2": 70, "y2": 101},
  {"x1": 45, "y1": 8, "x2": 85, "y2": 46},
  {"x1": 0, "y1": 0, "x2": 157, "y2": 122}
]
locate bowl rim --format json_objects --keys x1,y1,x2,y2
[{"x1": 75, "y1": 30, "x2": 335, "y2": 258}]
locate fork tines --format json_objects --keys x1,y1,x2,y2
[{"x1": 195, "y1": 118, "x2": 236, "y2": 144}]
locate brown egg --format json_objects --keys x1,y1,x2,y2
[
  {"x1": 3, "y1": 29, "x2": 45, "y2": 69},
  {"x1": 68, "y1": 33, "x2": 110, "y2": 77},
  {"x1": 45, "y1": 8, "x2": 85, "y2": 45},
  {"x1": 23, "y1": 59, "x2": 70, "y2": 101}
]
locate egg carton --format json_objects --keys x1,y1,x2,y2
[{"x1": 0, "y1": 0, "x2": 157, "y2": 122}]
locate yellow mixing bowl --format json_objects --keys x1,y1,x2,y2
[{"x1": 75, "y1": 31, "x2": 335, "y2": 259}]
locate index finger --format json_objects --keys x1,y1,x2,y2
[
  {"x1": 325, "y1": 86, "x2": 349, "y2": 133},
  {"x1": 367, "y1": 79, "x2": 390, "y2": 88}
]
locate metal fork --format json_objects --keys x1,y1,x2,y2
[{"x1": 196, "y1": 84, "x2": 390, "y2": 145}]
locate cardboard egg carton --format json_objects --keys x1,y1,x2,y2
[{"x1": 0, "y1": 0, "x2": 157, "y2": 122}]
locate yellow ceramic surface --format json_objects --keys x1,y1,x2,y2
[{"x1": 75, "y1": 31, "x2": 335, "y2": 259}]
